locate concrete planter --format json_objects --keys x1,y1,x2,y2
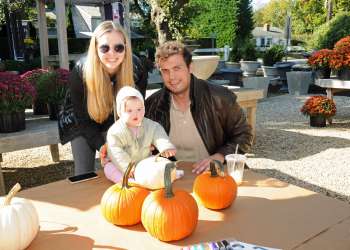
[
  {"x1": 240, "y1": 61, "x2": 261, "y2": 77},
  {"x1": 243, "y1": 76, "x2": 270, "y2": 98},
  {"x1": 262, "y1": 66, "x2": 279, "y2": 78},
  {"x1": 192, "y1": 55, "x2": 220, "y2": 80},
  {"x1": 225, "y1": 61, "x2": 241, "y2": 70},
  {"x1": 286, "y1": 71, "x2": 313, "y2": 95}
]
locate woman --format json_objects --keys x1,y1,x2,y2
[{"x1": 68, "y1": 21, "x2": 145, "y2": 175}]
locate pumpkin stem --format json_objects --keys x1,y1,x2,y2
[
  {"x1": 154, "y1": 153, "x2": 161, "y2": 162},
  {"x1": 122, "y1": 162, "x2": 135, "y2": 189},
  {"x1": 2, "y1": 183, "x2": 21, "y2": 206},
  {"x1": 164, "y1": 162, "x2": 175, "y2": 198},
  {"x1": 210, "y1": 160, "x2": 225, "y2": 177}
]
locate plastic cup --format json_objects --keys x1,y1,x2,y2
[{"x1": 225, "y1": 154, "x2": 247, "y2": 185}]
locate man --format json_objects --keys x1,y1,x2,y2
[{"x1": 145, "y1": 41, "x2": 253, "y2": 174}]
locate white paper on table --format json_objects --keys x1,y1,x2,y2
[{"x1": 228, "y1": 240, "x2": 281, "y2": 250}]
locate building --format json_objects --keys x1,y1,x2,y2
[{"x1": 253, "y1": 24, "x2": 287, "y2": 51}]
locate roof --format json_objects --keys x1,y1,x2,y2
[
  {"x1": 253, "y1": 26, "x2": 285, "y2": 39},
  {"x1": 76, "y1": 5, "x2": 101, "y2": 18}
]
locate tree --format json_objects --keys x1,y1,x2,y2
[
  {"x1": 235, "y1": 0, "x2": 254, "y2": 43},
  {"x1": 292, "y1": 0, "x2": 326, "y2": 35},
  {"x1": 230, "y1": 0, "x2": 254, "y2": 61},
  {"x1": 143, "y1": 0, "x2": 197, "y2": 44},
  {"x1": 253, "y1": 0, "x2": 293, "y2": 29},
  {"x1": 308, "y1": 12, "x2": 350, "y2": 49},
  {"x1": 187, "y1": 0, "x2": 238, "y2": 47}
]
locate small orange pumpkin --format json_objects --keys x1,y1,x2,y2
[
  {"x1": 100, "y1": 162, "x2": 149, "y2": 226},
  {"x1": 193, "y1": 160, "x2": 237, "y2": 210},
  {"x1": 141, "y1": 162, "x2": 198, "y2": 241}
]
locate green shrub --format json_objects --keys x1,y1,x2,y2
[
  {"x1": 308, "y1": 12, "x2": 350, "y2": 50},
  {"x1": 229, "y1": 43, "x2": 243, "y2": 62},
  {"x1": 241, "y1": 40, "x2": 257, "y2": 61},
  {"x1": 262, "y1": 45, "x2": 285, "y2": 66},
  {"x1": 4, "y1": 60, "x2": 27, "y2": 73}
]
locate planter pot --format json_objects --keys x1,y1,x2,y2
[
  {"x1": 32, "y1": 100, "x2": 48, "y2": 115},
  {"x1": 314, "y1": 67, "x2": 331, "y2": 79},
  {"x1": 243, "y1": 77, "x2": 270, "y2": 98},
  {"x1": 286, "y1": 71, "x2": 313, "y2": 95},
  {"x1": 225, "y1": 61, "x2": 241, "y2": 70},
  {"x1": 262, "y1": 66, "x2": 279, "y2": 77},
  {"x1": 310, "y1": 115, "x2": 326, "y2": 127},
  {"x1": 192, "y1": 55, "x2": 220, "y2": 80},
  {"x1": 47, "y1": 103, "x2": 62, "y2": 120},
  {"x1": 240, "y1": 61, "x2": 261, "y2": 77},
  {"x1": 0, "y1": 111, "x2": 25, "y2": 133},
  {"x1": 336, "y1": 68, "x2": 350, "y2": 80}
]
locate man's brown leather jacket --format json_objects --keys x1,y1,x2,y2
[{"x1": 145, "y1": 75, "x2": 253, "y2": 156}]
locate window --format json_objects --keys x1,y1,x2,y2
[
  {"x1": 267, "y1": 38, "x2": 272, "y2": 47},
  {"x1": 260, "y1": 38, "x2": 265, "y2": 47}
]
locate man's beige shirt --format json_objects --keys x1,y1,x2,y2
[{"x1": 169, "y1": 96, "x2": 209, "y2": 162}]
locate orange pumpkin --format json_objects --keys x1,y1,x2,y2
[
  {"x1": 193, "y1": 160, "x2": 237, "y2": 210},
  {"x1": 100, "y1": 162, "x2": 149, "y2": 226},
  {"x1": 141, "y1": 162, "x2": 198, "y2": 241}
]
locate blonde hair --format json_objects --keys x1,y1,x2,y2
[{"x1": 84, "y1": 21, "x2": 134, "y2": 123}]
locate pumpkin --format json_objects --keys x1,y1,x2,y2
[
  {"x1": 101, "y1": 162, "x2": 150, "y2": 226},
  {"x1": 193, "y1": 160, "x2": 237, "y2": 210},
  {"x1": 134, "y1": 154, "x2": 177, "y2": 190},
  {"x1": 141, "y1": 162, "x2": 198, "y2": 241},
  {"x1": 0, "y1": 183, "x2": 39, "y2": 250}
]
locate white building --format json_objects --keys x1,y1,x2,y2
[{"x1": 252, "y1": 24, "x2": 287, "y2": 51}]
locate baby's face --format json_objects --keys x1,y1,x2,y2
[{"x1": 124, "y1": 98, "x2": 145, "y2": 127}]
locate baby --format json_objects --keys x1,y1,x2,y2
[{"x1": 104, "y1": 86, "x2": 177, "y2": 183}]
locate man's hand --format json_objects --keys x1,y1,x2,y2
[
  {"x1": 160, "y1": 148, "x2": 177, "y2": 158},
  {"x1": 99, "y1": 144, "x2": 111, "y2": 167},
  {"x1": 192, "y1": 153, "x2": 225, "y2": 174}
]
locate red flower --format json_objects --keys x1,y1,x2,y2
[
  {"x1": 0, "y1": 72, "x2": 36, "y2": 114},
  {"x1": 307, "y1": 49, "x2": 333, "y2": 69},
  {"x1": 329, "y1": 35, "x2": 350, "y2": 70},
  {"x1": 334, "y1": 35, "x2": 350, "y2": 50},
  {"x1": 300, "y1": 96, "x2": 336, "y2": 118}
]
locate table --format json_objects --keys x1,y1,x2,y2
[
  {"x1": 146, "y1": 87, "x2": 264, "y2": 140},
  {"x1": 18, "y1": 162, "x2": 350, "y2": 250},
  {"x1": 0, "y1": 114, "x2": 59, "y2": 195},
  {"x1": 315, "y1": 78, "x2": 350, "y2": 124},
  {"x1": 315, "y1": 78, "x2": 350, "y2": 99}
]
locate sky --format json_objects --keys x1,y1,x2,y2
[{"x1": 252, "y1": 0, "x2": 271, "y2": 10}]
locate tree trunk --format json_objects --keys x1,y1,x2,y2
[
  {"x1": 326, "y1": 0, "x2": 333, "y2": 22},
  {"x1": 148, "y1": 0, "x2": 171, "y2": 45},
  {"x1": 4, "y1": 4, "x2": 14, "y2": 59}
]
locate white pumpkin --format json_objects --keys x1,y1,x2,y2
[
  {"x1": 0, "y1": 183, "x2": 39, "y2": 250},
  {"x1": 134, "y1": 156, "x2": 177, "y2": 189}
]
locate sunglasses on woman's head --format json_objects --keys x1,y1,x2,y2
[{"x1": 99, "y1": 43, "x2": 125, "y2": 54}]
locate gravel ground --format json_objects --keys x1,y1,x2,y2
[
  {"x1": 248, "y1": 94, "x2": 350, "y2": 203},
  {"x1": 1, "y1": 93, "x2": 350, "y2": 203}
]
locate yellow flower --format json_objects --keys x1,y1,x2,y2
[{"x1": 24, "y1": 38, "x2": 34, "y2": 45}]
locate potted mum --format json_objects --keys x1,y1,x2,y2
[
  {"x1": 21, "y1": 68, "x2": 49, "y2": 115},
  {"x1": 329, "y1": 36, "x2": 350, "y2": 80},
  {"x1": 300, "y1": 95, "x2": 336, "y2": 127},
  {"x1": 307, "y1": 49, "x2": 333, "y2": 79},
  {"x1": 0, "y1": 72, "x2": 36, "y2": 133},
  {"x1": 36, "y1": 68, "x2": 69, "y2": 120}
]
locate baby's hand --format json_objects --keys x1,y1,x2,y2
[{"x1": 160, "y1": 149, "x2": 176, "y2": 158}]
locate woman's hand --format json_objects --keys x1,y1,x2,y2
[
  {"x1": 99, "y1": 144, "x2": 111, "y2": 167},
  {"x1": 160, "y1": 149, "x2": 177, "y2": 158}
]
